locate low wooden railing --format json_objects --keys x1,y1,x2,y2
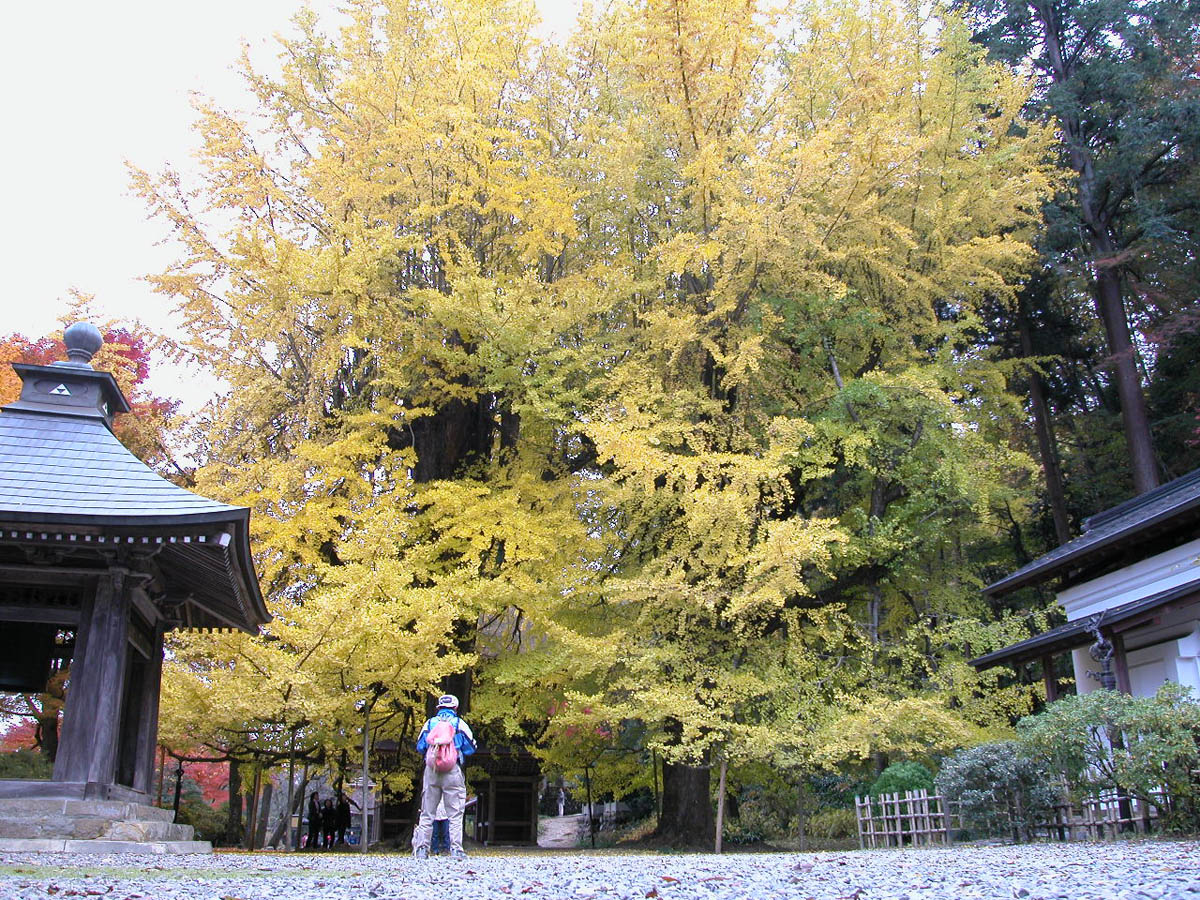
[
  {"x1": 1033, "y1": 791, "x2": 1162, "y2": 842},
  {"x1": 853, "y1": 790, "x2": 960, "y2": 849},
  {"x1": 855, "y1": 788, "x2": 1167, "y2": 848}
]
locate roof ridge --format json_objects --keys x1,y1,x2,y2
[{"x1": 1083, "y1": 467, "x2": 1200, "y2": 532}]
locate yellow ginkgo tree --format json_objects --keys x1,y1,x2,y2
[{"x1": 139, "y1": 0, "x2": 1056, "y2": 845}]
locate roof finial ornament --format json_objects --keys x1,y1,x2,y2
[{"x1": 59, "y1": 322, "x2": 104, "y2": 368}]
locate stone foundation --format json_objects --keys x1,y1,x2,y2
[{"x1": 0, "y1": 797, "x2": 211, "y2": 854}]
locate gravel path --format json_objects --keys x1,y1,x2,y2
[{"x1": 1, "y1": 841, "x2": 1197, "y2": 900}]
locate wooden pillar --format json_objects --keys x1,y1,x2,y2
[
  {"x1": 132, "y1": 626, "x2": 165, "y2": 795},
  {"x1": 1111, "y1": 631, "x2": 1133, "y2": 694},
  {"x1": 487, "y1": 780, "x2": 496, "y2": 845},
  {"x1": 530, "y1": 780, "x2": 538, "y2": 846},
  {"x1": 53, "y1": 570, "x2": 131, "y2": 787},
  {"x1": 1041, "y1": 653, "x2": 1059, "y2": 702}
]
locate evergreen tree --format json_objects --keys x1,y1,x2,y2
[{"x1": 958, "y1": 0, "x2": 1200, "y2": 494}]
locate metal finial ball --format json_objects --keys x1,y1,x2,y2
[{"x1": 62, "y1": 322, "x2": 104, "y2": 365}]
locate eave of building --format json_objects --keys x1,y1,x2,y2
[
  {"x1": 970, "y1": 580, "x2": 1200, "y2": 671},
  {"x1": 0, "y1": 523, "x2": 267, "y2": 634},
  {"x1": 0, "y1": 403, "x2": 269, "y2": 633},
  {"x1": 984, "y1": 468, "x2": 1200, "y2": 598}
]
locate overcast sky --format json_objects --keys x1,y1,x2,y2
[{"x1": 1, "y1": 0, "x2": 582, "y2": 406}]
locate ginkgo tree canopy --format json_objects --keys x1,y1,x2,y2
[{"x1": 137, "y1": 0, "x2": 1059, "y2": 839}]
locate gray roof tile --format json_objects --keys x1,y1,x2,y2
[
  {"x1": 0, "y1": 410, "x2": 242, "y2": 523},
  {"x1": 986, "y1": 468, "x2": 1200, "y2": 596}
]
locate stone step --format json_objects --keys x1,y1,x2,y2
[
  {"x1": 0, "y1": 798, "x2": 177, "y2": 824},
  {"x1": 0, "y1": 798, "x2": 188, "y2": 842},
  {"x1": 104, "y1": 820, "x2": 195, "y2": 842},
  {"x1": 0, "y1": 837, "x2": 212, "y2": 854}
]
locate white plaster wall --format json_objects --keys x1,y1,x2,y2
[
  {"x1": 1126, "y1": 643, "x2": 1170, "y2": 698},
  {"x1": 1072, "y1": 646, "x2": 1103, "y2": 695},
  {"x1": 1057, "y1": 537, "x2": 1200, "y2": 621},
  {"x1": 1177, "y1": 626, "x2": 1200, "y2": 693}
]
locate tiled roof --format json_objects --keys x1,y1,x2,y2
[
  {"x1": 0, "y1": 409, "x2": 242, "y2": 524},
  {"x1": 985, "y1": 468, "x2": 1200, "y2": 597},
  {"x1": 0, "y1": 331, "x2": 268, "y2": 632}
]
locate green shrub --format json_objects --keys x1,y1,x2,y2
[
  {"x1": 1018, "y1": 683, "x2": 1200, "y2": 831},
  {"x1": 804, "y1": 807, "x2": 857, "y2": 840},
  {"x1": 935, "y1": 740, "x2": 1057, "y2": 842},
  {"x1": 805, "y1": 772, "x2": 872, "y2": 809},
  {"x1": 721, "y1": 817, "x2": 768, "y2": 845},
  {"x1": 732, "y1": 778, "x2": 794, "y2": 841},
  {"x1": 869, "y1": 761, "x2": 934, "y2": 797},
  {"x1": 0, "y1": 748, "x2": 53, "y2": 779},
  {"x1": 175, "y1": 797, "x2": 227, "y2": 843}
]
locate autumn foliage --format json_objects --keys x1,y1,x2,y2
[{"x1": 118, "y1": 0, "x2": 1199, "y2": 843}]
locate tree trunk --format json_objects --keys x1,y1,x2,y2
[
  {"x1": 225, "y1": 759, "x2": 244, "y2": 848},
  {"x1": 269, "y1": 776, "x2": 306, "y2": 849},
  {"x1": 1034, "y1": 8, "x2": 1159, "y2": 496},
  {"x1": 36, "y1": 708, "x2": 59, "y2": 763},
  {"x1": 714, "y1": 755, "x2": 728, "y2": 854},
  {"x1": 244, "y1": 768, "x2": 261, "y2": 850},
  {"x1": 1092, "y1": 256, "x2": 1159, "y2": 494},
  {"x1": 254, "y1": 780, "x2": 274, "y2": 849},
  {"x1": 871, "y1": 751, "x2": 888, "y2": 777},
  {"x1": 654, "y1": 761, "x2": 714, "y2": 847},
  {"x1": 1017, "y1": 300, "x2": 1071, "y2": 544}
]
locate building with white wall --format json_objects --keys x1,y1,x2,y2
[{"x1": 971, "y1": 469, "x2": 1200, "y2": 699}]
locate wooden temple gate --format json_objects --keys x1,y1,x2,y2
[{"x1": 0, "y1": 324, "x2": 270, "y2": 851}]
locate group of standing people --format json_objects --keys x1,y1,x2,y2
[{"x1": 305, "y1": 791, "x2": 355, "y2": 849}]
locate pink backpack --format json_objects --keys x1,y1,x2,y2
[{"x1": 425, "y1": 718, "x2": 459, "y2": 773}]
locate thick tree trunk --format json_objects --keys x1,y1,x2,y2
[
  {"x1": 654, "y1": 761, "x2": 714, "y2": 847},
  {"x1": 35, "y1": 708, "x2": 59, "y2": 763},
  {"x1": 254, "y1": 781, "x2": 274, "y2": 849},
  {"x1": 1035, "y1": 9, "x2": 1159, "y2": 496},
  {"x1": 1092, "y1": 257, "x2": 1159, "y2": 494},
  {"x1": 244, "y1": 768, "x2": 261, "y2": 850}
]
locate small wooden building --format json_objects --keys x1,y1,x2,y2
[
  {"x1": 972, "y1": 468, "x2": 1200, "y2": 697},
  {"x1": 468, "y1": 747, "x2": 541, "y2": 846},
  {"x1": 0, "y1": 324, "x2": 269, "y2": 849},
  {"x1": 373, "y1": 740, "x2": 541, "y2": 847}
]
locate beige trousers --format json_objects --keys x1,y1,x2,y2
[{"x1": 411, "y1": 764, "x2": 466, "y2": 853}]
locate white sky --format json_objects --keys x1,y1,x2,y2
[{"x1": 0, "y1": 0, "x2": 583, "y2": 408}]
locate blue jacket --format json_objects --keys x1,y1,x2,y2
[{"x1": 416, "y1": 709, "x2": 476, "y2": 765}]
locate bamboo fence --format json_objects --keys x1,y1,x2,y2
[
  {"x1": 853, "y1": 790, "x2": 960, "y2": 849},
  {"x1": 855, "y1": 788, "x2": 1167, "y2": 848}
]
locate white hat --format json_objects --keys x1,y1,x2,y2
[{"x1": 437, "y1": 694, "x2": 459, "y2": 710}]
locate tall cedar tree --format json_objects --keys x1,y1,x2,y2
[{"x1": 957, "y1": 0, "x2": 1200, "y2": 494}]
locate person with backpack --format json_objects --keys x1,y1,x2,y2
[{"x1": 412, "y1": 693, "x2": 476, "y2": 860}]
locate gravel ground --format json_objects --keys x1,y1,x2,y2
[{"x1": 0, "y1": 841, "x2": 1197, "y2": 900}]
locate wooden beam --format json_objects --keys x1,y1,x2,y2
[
  {"x1": 132, "y1": 627, "x2": 165, "y2": 795},
  {"x1": 0, "y1": 605, "x2": 79, "y2": 625},
  {"x1": 53, "y1": 570, "x2": 132, "y2": 786},
  {"x1": 129, "y1": 586, "x2": 163, "y2": 629},
  {"x1": 0, "y1": 564, "x2": 98, "y2": 585}
]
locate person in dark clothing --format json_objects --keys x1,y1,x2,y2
[
  {"x1": 321, "y1": 798, "x2": 337, "y2": 849},
  {"x1": 335, "y1": 792, "x2": 354, "y2": 845},
  {"x1": 306, "y1": 792, "x2": 322, "y2": 850}
]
